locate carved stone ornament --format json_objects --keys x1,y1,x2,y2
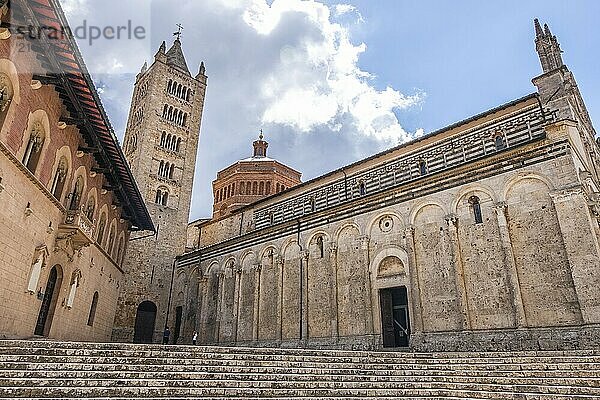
[
  {"x1": 0, "y1": 73, "x2": 12, "y2": 112},
  {"x1": 379, "y1": 216, "x2": 394, "y2": 233},
  {"x1": 54, "y1": 232, "x2": 86, "y2": 262}
]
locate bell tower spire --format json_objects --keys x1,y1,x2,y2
[{"x1": 534, "y1": 18, "x2": 565, "y2": 73}]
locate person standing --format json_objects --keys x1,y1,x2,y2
[
  {"x1": 162, "y1": 327, "x2": 170, "y2": 345},
  {"x1": 192, "y1": 331, "x2": 198, "y2": 345}
]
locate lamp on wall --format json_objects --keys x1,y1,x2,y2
[{"x1": 24, "y1": 202, "x2": 33, "y2": 217}]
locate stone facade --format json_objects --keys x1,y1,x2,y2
[
  {"x1": 112, "y1": 39, "x2": 207, "y2": 343},
  {"x1": 175, "y1": 21, "x2": 600, "y2": 351},
  {"x1": 0, "y1": 0, "x2": 153, "y2": 341}
]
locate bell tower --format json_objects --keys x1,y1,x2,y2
[{"x1": 112, "y1": 35, "x2": 207, "y2": 343}]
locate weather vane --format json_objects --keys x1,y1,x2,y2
[{"x1": 173, "y1": 24, "x2": 184, "y2": 40}]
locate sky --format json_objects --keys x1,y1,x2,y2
[{"x1": 60, "y1": 0, "x2": 600, "y2": 221}]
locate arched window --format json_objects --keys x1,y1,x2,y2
[
  {"x1": 252, "y1": 181, "x2": 258, "y2": 195},
  {"x1": 162, "y1": 104, "x2": 168, "y2": 119},
  {"x1": 495, "y1": 133, "x2": 506, "y2": 150},
  {"x1": 276, "y1": 183, "x2": 280, "y2": 193},
  {"x1": 182, "y1": 114, "x2": 187, "y2": 127},
  {"x1": 309, "y1": 197, "x2": 316, "y2": 212},
  {"x1": 160, "y1": 132, "x2": 166, "y2": 147},
  {"x1": 316, "y1": 236, "x2": 324, "y2": 258},
  {"x1": 155, "y1": 189, "x2": 162, "y2": 204},
  {"x1": 240, "y1": 181, "x2": 245, "y2": 195},
  {"x1": 266, "y1": 182, "x2": 271, "y2": 195},
  {"x1": 186, "y1": 90, "x2": 191, "y2": 102},
  {"x1": 96, "y1": 213, "x2": 107, "y2": 245},
  {"x1": 269, "y1": 211, "x2": 274, "y2": 225},
  {"x1": 259, "y1": 181, "x2": 264, "y2": 195},
  {"x1": 176, "y1": 138, "x2": 182, "y2": 152},
  {"x1": 161, "y1": 191, "x2": 168, "y2": 206},
  {"x1": 0, "y1": 73, "x2": 14, "y2": 129},
  {"x1": 22, "y1": 123, "x2": 45, "y2": 174},
  {"x1": 169, "y1": 164, "x2": 175, "y2": 180},
  {"x1": 50, "y1": 157, "x2": 68, "y2": 200},
  {"x1": 419, "y1": 160, "x2": 428, "y2": 176},
  {"x1": 469, "y1": 196, "x2": 483, "y2": 224},
  {"x1": 85, "y1": 195, "x2": 96, "y2": 221},
  {"x1": 68, "y1": 176, "x2": 84, "y2": 211},
  {"x1": 87, "y1": 292, "x2": 99, "y2": 326},
  {"x1": 359, "y1": 182, "x2": 366, "y2": 196}
]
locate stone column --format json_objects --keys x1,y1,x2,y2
[
  {"x1": 405, "y1": 226, "x2": 424, "y2": 333},
  {"x1": 360, "y1": 235, "x2": 374, "y2": 334},
  {"x1": 275, "y1": 256, "x2": 284, "y2": 341},
  {"x1": 216, "y1": 270, "x2": 225, "y2": 342},
  {"x1": 329, "y1": 244, "x2": 339, "y2": 339},
  {"x1": 301, "y1": 250, "x2": 309, "y2": 341},
  {"x1": 197, "y1": 274, "x2": 209, "y2": 343},
  {"x1": 252, "y1": 263, "x2": 262, "y2": 341},
  {"x1": 493, "y1": 201, "x2": 526, "y2": 327},
  {"x1": 551, "y1": 188, "x2": 600, "y2": 324},
  {"x1": 445, "y1": 214, "x2": 471, "y2": 330},
  {"x1": 234, "y1": 264, "x2": 243, "y2": 342}
]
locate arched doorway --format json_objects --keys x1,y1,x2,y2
[
  {"x1": 34, "y1": 265, "x2": 63, "y2": 336},
  {"x1": 133, "y1": 301, "x2": 157, "y2": 343}
]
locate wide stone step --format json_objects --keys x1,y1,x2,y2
[
  {"x1": 3, "y1": 345, "x2": 600, "y2": 365},
  {"x1": 1, "y1": 373, "x2": 598, "y2": 388},
  {"x1": 2, "y1": 353, "x2": 599, "y2": 372},
  {"x1": 1, "y1": 384, "x2": 598, "y2": 399},
  {"x1": 1, "y1": 340, "x2": 597, "y2": 359},
  {"x1": 2, "y1": 366, "x2": 598, "y2": 380}
]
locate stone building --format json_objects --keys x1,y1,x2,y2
[
  {"x1": 175, "y1": 20, "x2": 600, "y2": 351},
  {"x1": 0, "y1": 0, "x2": 153, "y2": 341},
  {"x1": 112, "y1": 38, "x2": 207, "y2": 343},
  {"x1": 211, "y1": 132, "x2": 302, "y2": 219}
]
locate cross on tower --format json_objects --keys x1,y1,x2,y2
[{"x1": 173, "y1": 24, "x2": 183, "y2": 40}]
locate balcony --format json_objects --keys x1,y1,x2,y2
[{"x1": 57, "y1": 210, "x2": 94, "y2": 253}]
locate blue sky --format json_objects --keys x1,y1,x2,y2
[{"x1": 63, "y1": 0, "x2": 600, "y2": 220}]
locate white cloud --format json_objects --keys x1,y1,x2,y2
[
  {"x1": 239, "y1": 0, "x2": 423, "y2": 143},
  {"x1": 334, "y1": 4, "x2": 357, "y2": 16}
]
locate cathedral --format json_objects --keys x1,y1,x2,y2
[
  {"x1": 172, "y1": 20, "x2": 600, "y2": 351},
  {"x1": 0, "y1": 0, "x2": 599, "y2": 354}
]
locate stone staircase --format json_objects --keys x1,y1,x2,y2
[{"x1": 0, "y1": 340, "x2": 599, "y2": 399}]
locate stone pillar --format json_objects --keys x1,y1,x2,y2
[
  {"x1": 275, "y1": 255, "x2": 284, "y2": 341},
  {"x1": 252, "y1": 263, "x2": 261, "y2": 341},
  {"x1": 329, "y1": 244, "x2": 339, "y2": 339},
  {"x1": 301, "y1": 250, "x2": 309, "y2": 341},
  {"x1": 234, "y1": 264, "x2": 243, "y2": 342},
  {"x1": 493, "y1": 201, "x2": 527, "y2": 327},
  {"x1": 551, "y1": 188, "x2": 600, "y2": 324},
  {"x1": 445, "y1": 214, "x2": 471, "y2": 330},
  {"x1": 216, "y1": 270, "x2": 225, "y2": 342},
  {"x1": 360, "y1": 235, "x2": 374, "y2": 334},
  {"x1": 405, "y1": 226, "x2": 424, "y2": 333},
  {"x1": 198, "y1": 274, "x2": 209, "y2": 343}
]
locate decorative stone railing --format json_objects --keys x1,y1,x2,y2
[{"x1": 253, "y1": 103, "x2": 555, "y2": 229}]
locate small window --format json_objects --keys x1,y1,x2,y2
[
  {"x1": 309, "y1": 197, "x2": 316, "y2": 212},
  {"x1": 419, "y1": 160, "x2": 428, "y2": 176},
  {"x1": 87, "y1": 292, "x2": 99, "y2": 326},
  {"x1": 316, "y1": 236, "x2": 324, "y2": 258},
  {"x1": 469, "y1": 196, "x2": 483, "y2": 224},
  {"x1": 269, "y1": 211, "x2": 274, "y2": 225},
  {"x1": 97, "y1": 213, "x2": 107, "y2": 245},
  {"x1": 495, "y1": 134, "x2": 506, "y2": 151},
  {"x1": 359, "y1": 182, "x2": 366, "y2": 196}
]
